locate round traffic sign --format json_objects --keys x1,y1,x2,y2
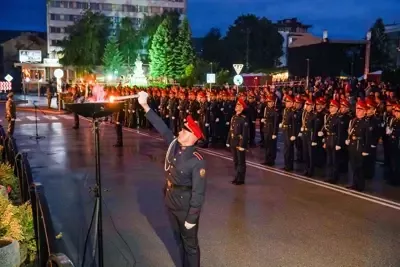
[
  {"x1": 54, "y1": 69, "x2": 64, "y2": 78},
  {"x1": 233, "y1": 75, "x2": 243, "y2": 86}
]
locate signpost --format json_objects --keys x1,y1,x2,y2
[
  {"x1": 233, "y1": 64, "x2": 244, "y2": 94},
  {"x1": 54, "y1": 69, "x2": 64, "y2": 111},
  {"x1": 5, "y1": 74, "x2": 13, "y2": 82}
]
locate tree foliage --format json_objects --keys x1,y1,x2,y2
[
  {"x1": 201, "y1": 28, "x2": 223, "y2": 63},
  {"x1": 102, "y1": 36, "x2": 124, "y2": 75},
  {"x1": 174, "y1": 17, "x2": 195, "y2": 78},
  {"x1": 370, "y1": 18, "x2": 391, "y2": 70},
  {"x1": 149, "y1": 16, "x2": 175, "y2": 79},
  {"x1": 118, "y1": 17, "x2": 140, "y2": 70},
  {"x1": 59, "y1": 10, "x2": 110, "y2": 72}
]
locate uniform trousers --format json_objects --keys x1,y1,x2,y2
[
  {"x1": 349, "y1": 141, "x2": 366, "y2": 191},
  {"x1": 326, "y1": 145, "x2": 340, "y2": 182},
  {"x1": 231, "y1": 146, "x2": 246, "y2": 182},
  {"x1": 389, "y1": 140, "x2": 400, "y2": 186},
  {"x1": 73, "y1": 113, "x2": 79, "y2": 128},
  {"x1": 263, "y1": 134, "x2": 277, "y2": 164},
  {"x1": 302, "y1": 132, "x2": 313, "y2": 175},
  {"x1": 282, "y1": 129, "x2": 294, "y2": 170},
  {"x1": 166, "y1": 189, "x2": 200, "y2": 267},
  {"x1": 363, "y1": 147, "x2": 376, "y2": 180},
  {"x1": 115, "y1": 123, "x2": 123, "y2": 145}
]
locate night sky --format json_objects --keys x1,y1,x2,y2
[{"x1": 2, "y1": 0, "x2": 400, "y2": 39}]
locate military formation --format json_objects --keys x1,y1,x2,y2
[{"x1": 64, "y1": 80, "x2": 400, "y2": 192}]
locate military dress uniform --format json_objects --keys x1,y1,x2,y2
[
  {"x1": 346, "y1": 101, "x2": 371, "y2": 191},
  {"x1": 145, "y1": 108, "x2": 206, "y2": 267},
  {"x1": 300, "y1": 99, "x2": 316, "y2": 177},
  {"x1": 280, "y1": 96, "x2": 296, "y2": 171},
  {"x1": 261, "y1": 96, "x2": 279, "y2": 166},
  {"x1": 5, "y1": 93, "x2": 16, "y2": 136},
  {"x1": 338, "y1": 100, "x2": 352, "y2": 173},
  {"x1": 324, "y1": 100, "x2": 341, "y2": 183},
  {"x1": 226, "y1": 99, "x2": 249, "y2": 185},
  {"x1": 363, "y1": 99, "x2": 380, "y2": 180},
  {"x1": 386, "y1": 104, "x2": 400, "y2": 186}
]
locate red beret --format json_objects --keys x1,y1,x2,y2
[
  {"x1": 316, "y1": 97, "x2": 326, "y2": 105},
  {"x1": 237, "y1": 98, "x2": 247, "y2": 109},
  {"x1": 185, "y1": 115, "x2": 203, "y2": 139},
  {"x1": 305, "y1": 98, "x2": 314, "y2": 105},
  {"x1": 295, "y1": 95, "x2": 303, "y2": 103},
  {"x1": 356, "y1": 100, "x2": 368, "y2": 110},
  {"x1": 340, "y1": 99, "x2": 350, "y2": 107},
  {"x1": 266, "y1": 95, "x2": 276, "y2": 102},
  {"x1": 366, "y1": 98, "x2": 377, "y2": 108},
  {"x1": 330, "y1": 99, "x2": 340, "y2": 109},
  {"x1": 285, "y1": 95, "x2": 294, "y2": 102}
]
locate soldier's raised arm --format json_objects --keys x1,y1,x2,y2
[{"x1": 138, "y1": 91, "x2": 175, "y2": 145}]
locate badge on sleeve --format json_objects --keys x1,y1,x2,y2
[{"x1": 200, "y1": 169, "x2": 206, "y2": 178}]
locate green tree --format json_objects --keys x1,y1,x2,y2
[
  {"x1": 223, "y1": 14, "x2": 283, "y2": 71},
  {"x1": 370, "y1": 18, "x2": 391, "y2": 70},
  {"x1": 201, "y1": 28, "x2": 224, "y2": 64},
  {"x1": 102, "y1": 36, "x2": 124, "y2": 75},
  {"x1": 118, "y1": 17, "x2": 140, "y2": 71},
  {"x1": 59, "y1": 10, "x2": 110, "y2": 73},
  {"x1": 149, "y1": 17, "x2": 176, "y2": 79},
  {"x1": 174, "y1": 17, "x2": 195, "y2": 78},
  {"x1": 216, "y1": 69, "x2": 231, "y2": 85}
]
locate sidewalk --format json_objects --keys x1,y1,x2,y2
[{"x1": 14, "y1": 94, "x2": 67, "y2": 114}]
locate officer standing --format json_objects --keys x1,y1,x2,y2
[
  {"x1": 226, "y1": 98, "x2": 249, "y2": 185},
  {"x1": 138, "y1": 91, "x2": 206, "y2": 267},
  {"x1": 300, "y1": 99, "x2": 315, "y2": 177},
  {"x1": 386, "y1": 104, "x2": 400, "y2": 186},
  {"x1": 364, "y1": 98, "x2": 380, "y2": 180},
  {"x1": 261, "y1": 95, "x2": 278, "y2": 166},
  {"x1": 5, "y1": 92, "x2": 16, "y2": 136},
  {"x1": 72, "y1": 88, "x2": 80, "y2": 129},
  {"x1": 346, "y1": 100, "x2": 370, "y2": 192},
  {"x1": 280, "y1": 96, "x2": 296, "y2": 171},
  {"x1": 113, "y1": 92, "x2": 124, "y2": 147}
]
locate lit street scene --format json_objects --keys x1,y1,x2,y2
[{"x1": 1, "y1": 0, "x2": 400, "y2": 266}]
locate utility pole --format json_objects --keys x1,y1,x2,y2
[{"x1": 246, "y1": 28, "x2": 250, "y2": 72}]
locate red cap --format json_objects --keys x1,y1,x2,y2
[
  {"x1": 266, "y1": 95, "x2": 276, "y2": 102},
  {"x1": 295, "y1": 95, "x2": 303, "y2": 103},
  {"x1": 305, "y1": 98, "x2": 314, "y2": 105},
  {"x1": 340, "y1": 99, "x2": 350, "y2": 107},
  {"x1": 316, "y1": 97, "x2": 326, "y2": 105},
  {"x1": 356, "y1": 100, "x2": 368, "y2": 110},
  {"x1": 237, "y1": 98, "x2": 247, "y2": 109},
  {"x1": 285, "y1": 95, "x2": 294, "y2": 102},
  {"x1": 185, "y1": 115, "x2": 203, "y2": 139},
  {"x1": 365, "y1": 98, "x2": 377, "y2": 109},
  {"x1": 198, "y1": 92, "x2": 205, "y2": 98},
  {"x1": 330, "y1": 99, "x2": 340, "y2": 109}
]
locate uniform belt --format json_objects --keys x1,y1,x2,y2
[
  {"x1": 301, "y1": 128, "x2": 309, "y2": 131},
  {"x1": 282, "y1": 125, "x2": 292, "y2": 128},
  {"x1": 326, "y1": 133, "x2": 336, "y2": 136},
  {"x1": 351, "y1": 136, "x2": 361, "y2": 140},
  {"x1": 166, "y1": 180, "x2": 192, "y2": 190}
]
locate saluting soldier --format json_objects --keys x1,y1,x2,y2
[
  {"x1": 363, "y1": 98, "x2": 380, "y2": 180},
  {"x1": 138, "y1": 91, "x2": 206, "y2": 267},
  {"x1": 346, "y1": 100, "x2": 371, "y2": 192},
  {"x1": 280, "y1": 96, "x2": 296, "y2": 171},
  {"x1": 226, "y1": 98, "x2": 249, "y2": 185},
  {"x1": 5, "y1": 92, "x2": 17, "y2": 136},
  {"x1": 261, "y1": 95, "x2": 279, "y2": 166},
  {"x1": 323, "y1": 100, "x2": 341, "y2": 184},
  {"x1": 300, "y1": 99, "x2": 315, "y2": 177}
]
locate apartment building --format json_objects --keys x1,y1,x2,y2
[{"x1": 47, "y1": 0, "x2": 187, "y2": 54}]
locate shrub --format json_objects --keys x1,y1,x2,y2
[{"x1": 0, "y1": 164, "x2": 20, "y2": 202}]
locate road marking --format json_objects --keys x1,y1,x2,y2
[
  {"x1": 15, "y1": 118, "x2": 21, "y2": 121},
  {"x1": 79, "y1": 116, "x2": 400, "y2": 210},
  {"x1": 43, "y1": 115, "x2": 59, "y2": 120},
  {"x1": 27, "y1": 116, "x2": 39, "y2": 121},
  {"x1": 58, "y1": 115, "x2": 73, "y2": 119}
]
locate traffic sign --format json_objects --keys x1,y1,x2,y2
[
  {"x1": 206, "y1": 73, "x2": 215, "y2": 84},
  {"x1": 233, "y1": 75, "x2": 243, "y2": 86},
  {"x1": 4, "y1": 74, "x2": 13, "y2": 82},
  {"x1": 233, "y1": 64, "x2": 244, "y2": 75}
]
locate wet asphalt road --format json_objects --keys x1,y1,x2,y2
[{"x1": 4, "y1": 107, "x2": 400, "y2": 267}]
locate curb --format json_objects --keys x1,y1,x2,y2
[{"x1": 16, "y1": 107, "x2": 67, "y2": 115}]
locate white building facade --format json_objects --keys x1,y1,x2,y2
[{"x1": 47, "y1": 0, "x2": 187, "y2": 55}]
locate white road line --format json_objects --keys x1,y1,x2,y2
[
  {"x1": 15, "y1": 118, "x2": 21, "y2": 121},
  {"x1": 58, "y1": 115, "x2": 73, "y2": 119},
  {"x1": 43, "y1": 115, "x2": 59, "y2": 120},
  {"x1": 26, "y1": 116, "x2": 39, "y2": 121},
  {"x1": 79, "y1": 116, "x2": 400, "y2": 210}
]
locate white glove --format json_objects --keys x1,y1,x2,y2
[
  {"x1": 197, "y1": 110, "x2": 201, "y2": 114},
  {"x1": 215, "y1": 118, "x2": 219, "y2": 122},
  {"x1": 345, "y1": 140, "x2": 350, "y2": 145},
  {"x1": 335, "y1": 146, "x2": 341, "y2": 150},
  {"x1": 279, "y1": 123, "x2": 282, "y2": 128},
  {"x1": 220, "y1": 108, "x2": 224, "y2": 111},
  {"x1": 261, "y1": 119, "x2": 266, "y2": 123},
  {"x1": 290, "y1": 136, "x2": 296, "y2": 141},
  {"x1": 205, "y1": 123, "x2": 209, "y2": 127},
  {"x1": 237, "y1": 147, "x2": 245, "y2": 151},
  {"x1": 252, "y1": 121, "x2": 256, "y2": 124},
  {"x1": 172, "y1": 116, "x2": 175, "y2": 120},
  {"x1": 362, "y1": 152, "x2": 369, "y2": 156},
  {"x1": 298, "y1": 133, "x2": 303, "y2": 137},
  {"x1": 272, "y1": 135, "x2": 277, "y2": 139},
  {"x1": 371, "y1": 145, "x2": 376, "y2": 148},
  {"x1": 166, "y1": 115, "x2": 169, "y2": 118},
  {"x1": 11, "y1": 118, "x2": 16, "y2": 121},
  {"x1": 311, "y1": 142, "x2": 317, "y2": 146},
  {"x1": 386, "y1": 128, "x2": 393, "y2": 135},
  {"x1": 186, "y1": 109, "x2": 189, "y2": 113},
  {"x1": 137, "y1": 91, "x2": 148, "y2": 105},
  {"x1": 226, "y1": 144, "x2": 230, "y2": 147},
  {"x1": 116, "y1": 122, "x2": 120, "y2": 125},
  {"x1": 318, "y1": 131, "x2": 324, "y2": 137},
  {"x1": 184, "y1": 221, "x2": 196, "y2": 230},
  {"x1": 226, "y1": 122, "x2": 229, "y2": 125}
]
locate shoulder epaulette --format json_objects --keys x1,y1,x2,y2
[{"x1": 193, "y1": 151, "x2": 203, "y2": 160}]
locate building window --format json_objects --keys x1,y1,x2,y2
[
  {"x1": 102, "y1": 3, "x2": 112, "y2": 11},
  {"x1": 50, "y1": 1, "x2": 61, "y2": 8},
  {"x1": 90, "y1": 3, "x2": 100, "y2": 10},
  {"x1": 112, "y1": 4, "x2": 123, "y2": 12},
  {"x1": 76, "y1": 2, "x2": 88, "y2": 9},
  {"x1": 51, "y1": 40, "x2": 62, "y2": 46},
  {"x1": 50, "y1": 27, "x2": 62, "y2": 33},
  {"x1": 138, "y1": 5, "x2": 148, "y2": 13}
]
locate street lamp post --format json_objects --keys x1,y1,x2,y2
[
  {"x1": 364, "y1": 31, "x2": 372, "y2": 78},
  {"x1": 306, "y1": 59, "x2": 310, "y2": 88}
]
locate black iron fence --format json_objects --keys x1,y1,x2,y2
[{"x1": 0, "y1": 125, "x2": 74, "y2": 267}]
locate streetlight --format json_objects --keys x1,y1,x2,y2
[{"x1": 364, "y1": 31, "x2": 372, "y2": 78}]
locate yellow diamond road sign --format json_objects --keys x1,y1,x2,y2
[{"x1": 5, "y1": 74, "x2": 13, "y2": 82}]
